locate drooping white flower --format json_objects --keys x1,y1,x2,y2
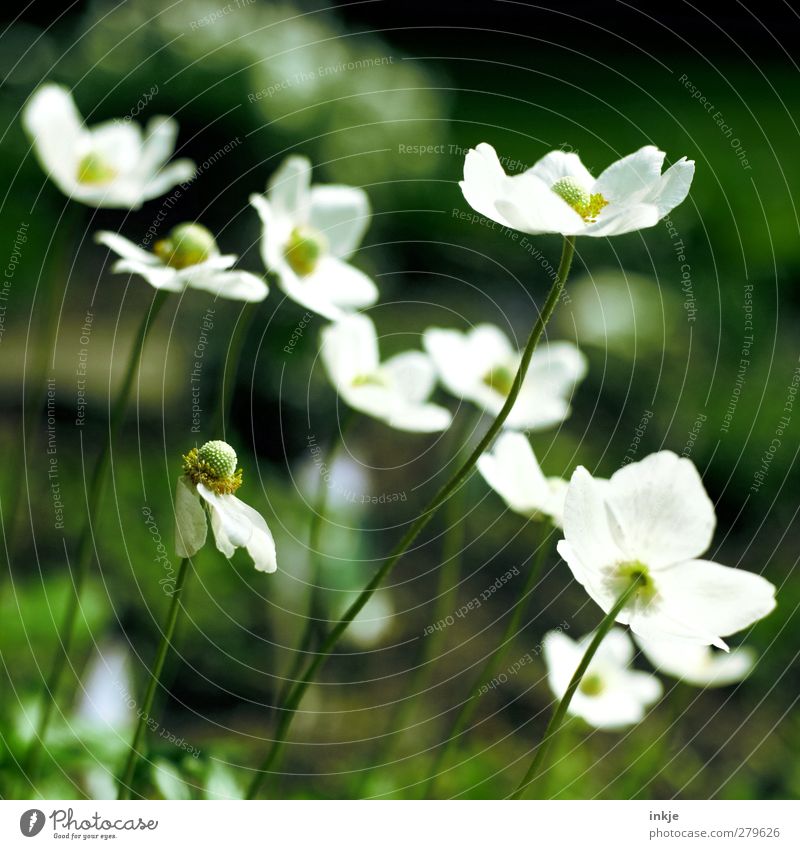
[
  {"x1": 477, "y1": 431, "x2": 568, "y2": 526},
  {"x1": 636, "y1": 636, "x2": 755, "y2": 687},
  {"x1": 423, "y1": 324, "x2": 587, "y2": 431},
  {"x1": 544, "y1": 628, "x2": 662, "y2": 730},
  {"x1": 321, "y1": 313, "x2": 452, "y2": 432},
  {"x1": 558, "y1": 451, "x2": 776, "y2": 649},
  {"x1": 461, "y1": 143, "x2": 694, "y2": 238},
  {"x1": 23, "y1": 83, "x2": 195, "y2": 209},
  {"x1": 250, "y1": 155, "x2": 377, "y2": 320},
  {"x1": 175, "y1": 440, "x2": 277, "y2": 573},
  {"x1": 95, "y1": 224, "x2": 268, "y2": 302}
]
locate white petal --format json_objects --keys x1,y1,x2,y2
[
  {"x1": 382, "y1": 400, "x2": 452, "y2": 432},
  {"x1": 113, "y1": 260, "x2": 184, "y2": 292},
  {"x1": 95, "y1": 231, "x2": 160, "y2": 266},
  {"x1": 88, "y1": 120, "x2": 143, "y2": 175},
  {"x1": 459, "y1": 143, "x2": 515, "y2": 227},
  {"x1": 188, "y1": 269, "x2": 269, "y2": 302},
  {"x1": 476, "y1": 431, "x2": 553, "y2": 517},
  {"x1": 494, "y1": 172, "x2": 585, "y2": 236},
  {"x1": 321, "y1": 313, "x2": 380, "y2": 387},
  {"x1": 23, "y1": 83, "x2": 84, "y2": 187},
  {"x1": 141, "y1": 159, "x2": 197, "y2": 200},
  {"x1": 591, "y1": 626, "x2": 634, "y2": 667},
  {"x1": 528, "y1": 150, "x2": 594, "y2": 189},
  {"x1": 593, "y1": 146, "x2": 666, "y2": 204},
  {"x1": 381, "y1": 351, "x2": 438, "y2": 404},
  {"x1": 606, "y1": 451, "x2": 716, "y2": 569},
  {"x1": 647, "y1": 158, "x2": 695, "y2": 216},
  {"x1": 580, "y1": 202, "x2": 661, "y2": 237},
  {"x1": 139, "y1": 115, "x2": 181, "y2": 175},
  {"x1": 268, "y1": 154, "x2": 312, "y2": 220},
  {"x1": 637, "y1": 636, "x2": 755, "y2": 687},
  {"x1": 630, "y1": 559, "x2": 776, "y2": 648},
  {"x1": 174, "y1": 476, "x2": 207, "y2": 558},
  {"x1": 308, "y1": 185, "x2": 370, "y2": 259}
]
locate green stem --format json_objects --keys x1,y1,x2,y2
[
  {"x1": 277, "y1": 414, "x2": 354, "y2": 708},
  {"x1": 421, "y1": 521, "x2": 554, "y2": 798},
  {"x1": 118, "y1": 557, "x2": 191, "y2": 799},
  {"x1": 20, "y1": 290, "x2": 169, "y2": 789},
  {"x1": 511, "y1": 576, "x2": 643, "y2": 800},
  {"x1": 245, "y1": 235, "x2": 577, "y2": 799}
]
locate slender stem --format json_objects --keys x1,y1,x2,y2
[
  {"x1": 118, "y1": 558, "x2": 191, "y2": 799},
  {"x1": 208, "y1": 302, "x2": 258, "y2": 439},
  {"x1": 511, "y1": 576, "x2": 643, "y2": 800},
  {"x1": 277, "y1": 414, "x2": 354, "y2": 708},
  {"x1": 20, "y1": 290, "x2": 169, "y2": 788},
  {"x1": 421, "y1": 521, "x2": 554, "y2": 798},
  {"x1": 245, "y1": 235, "x2": 577, "y2": 799}
]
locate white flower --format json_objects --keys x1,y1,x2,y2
[
  {"x1": 23, "y1": 83, "x2": 195, "y2": 209},
  {"x1": 461, "y1": 143, "x2": 694, "y2": 237},
  {"x1": 250, "y1": 155, "x2": 377, "y2": 320},
  {"x1": 423, "y1": 324, "x2": 587, "y2": 431},
  {"x1": 558, "y1": 451, "x2": 776, "y2": 649},
  {"x1": 637, "y1": 636, "x2": 755, "y2": 687},
  {"x1": 95, "y1": 224, "x2": 268, "y2": 302},
  {"x1": 477, "y1": 431, "x2": 567, "y2": 526},
  {"x1": 544, "y1": 628, "x2": 662, "y2": 730},
  {"x1": 321, "y1": 313, "x2": 452, "y2": 432},
  {"x1": 175, "y1": 441, "x2": 277, "y2": 573}
]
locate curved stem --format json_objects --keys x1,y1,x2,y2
[
  {"x1": 20, "y1": 290, "x2": 169, "y2": 788},
  {"x1": 511, "y1": 575, "x2": 643, "y2": 800},
  {"x1": 421, "y1": 521, "x2": 554, "y2": 798},
  {"x1": 245, "y1": 235, "x2": 576, "y2": 799},
  {"x1": 118, "y1": 557, "x2": 191, "y2": 799}
]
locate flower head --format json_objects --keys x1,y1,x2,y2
[
  {"x1": 321, "y1": 313, "x2": 452, "y2": 432},
  {"x1": 544, "y1": 628, "x2": 662, "y2": 730},
  {"x1": 95, "y1": 226, "x2": 268, "y2": 302},
  {"x1": 637, "y1": 636, "x2": 755, "y2": 687},
  {"x1": 23, "y1": 83, "x2": 195, "y2": 209},
  {"x1": 423, "y1": 324, "x2": 587, "y2": 431},
  {"x1": 175, "y1": 440, "x2": 276, "y2": 573},
  {"x1": 461, "y1": 143, "x2": 694, "y2": 237},
  {"x1": 250, "y1": 155, "x2": 377, "y2": 320},
  {"x1": 558, "y1": 451, "x2": 776, "y2": 649},
  {"x1": 477, "y1": 432, "x2": 568, "y2": 526}
]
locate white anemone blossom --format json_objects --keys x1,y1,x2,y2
[
  {"x1": 175, "y1": 440, "x2": 277, "y2": 573},
  {"x1": 637, "y1": 636, "x2": 755, "y2": 688},
  {"x1": 321, "y1": 313, "x2": 452, "y2": 432},
  {"x1": 23, "y1": 83, "x2": 195, "y2": 208},
  {"x1": 461, "y1": 143, "x2": 694, "y2": 237},
  {"x1": 558, "y1": 451, "x2": 776, "y2": 649},
  {"x1": 250, "y1": 155, "x2": 377, "y2": 320},
  {"x1": 95, "y1": 224, "x2": 268, "y2": 302},
  {"x1": 477, "y1": 431, "x2": 568, "y2": 526},
  {"x1": 544, "y1": 628, "x2": 662, "y2": 730},
  {"x1": 423, "y1": 324, "x2": 587, "y2": 431}
]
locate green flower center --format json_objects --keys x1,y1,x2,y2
[
  {"x1": 284, "y1": 226, "x2": 327, "y2": 277},
  {"x1": 614, "y1": 560, "x2": 657, "y2": 604},
  {"x1": 551, "y1": 176, "x2": 608, "y2": 222},
  {"x1": 482, "y1": 364, "x2": 516, "y2": 396},
  {"x1": 352, "y1": 372, "x2": 387, "y2": 388},
  {"x1": 183, "y1": 440, "x2": 242, "y2": 495},
  {"x1": 76, "y1": 152, "x2": 117, "y2": 185},
  {"x1": 579, "y1": 673, "x2": 605, "y2": 696},
  {"x1": 154, "y1": 223, "x2": 218, "y2": 269}
]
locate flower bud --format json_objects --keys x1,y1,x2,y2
[{"x1": 154, "y1": 223, "x2": 218, "y2": 269}]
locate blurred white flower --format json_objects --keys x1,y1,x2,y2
[
  {"x1": 636, "y1": 636, "x2": 755, "y2": 687},
  {"x1": 477, "y1": 431, "x2": 568, "y2": 526},
  {"x1": 558, "y1": 451, "x2": 776, "y2": 649},
  {"x1": 544, "y1": 628, "x2": 662, "y2": 730},
  {"x1": 23, "y1": 83, "x2": 195, "y2": 208},
  {"x1": 342, "y1": 591, "x2": 394, "y2": 648},
  {"x1": 461, "y1": 143, "x2": 694, "y2": 237},
  {"x1": 95, "y1": 224, "x2": 268, "y2": 302},
  {"x1": 321, "y1": 313, "x2": 452, "y2": 432},
  {"x1": 76, "y1": 642, "x2": 133, "y2": 732},
  {"x1": 423, "y1": 324, "x2": 587, "y2": 431},
  {"x1": 250, "y1": 155, "x2": 377, "y2": 320},
  {"x1": 175, "y1": 440, "x2": 277, "y2": 573}
]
